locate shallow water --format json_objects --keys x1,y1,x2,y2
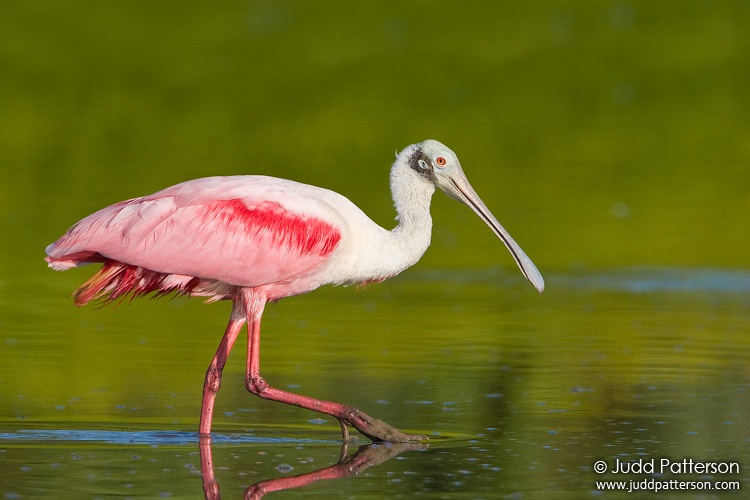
[
  {"x1": 2, "y1": 269, "x2": 748, "y2": 498},
  {"x1": 2, "y1": 1, "x2": 750, "y2": 498}
]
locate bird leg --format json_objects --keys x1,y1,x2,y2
[
  {"x1": 243, "y1": 294, "x2": 427, "y2": 443},
  {"x1": 199, "y1": 301, "x2": 246, "y2": 438}
]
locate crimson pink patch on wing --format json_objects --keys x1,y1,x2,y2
[{"x1": 200, "y1": 199, "x2": 341, "y2": 258}]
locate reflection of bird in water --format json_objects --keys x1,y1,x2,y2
[
  {"x1": 200, "y1": 439, "x2": 427, "y2": 499},
  {"x1": 46, "y1": 139, "x2": 544, "y2": 442}
]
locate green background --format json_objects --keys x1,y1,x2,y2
[{"x1": 1, "y1": 1, "x2": 748, "y2": 497}]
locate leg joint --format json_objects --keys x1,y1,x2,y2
[
  {"x1": 204, "y1": 365, "x2": 222, "y2": 395},
  {"x1": 245, "y1": 374, "x2": 268, "y2": 395}
]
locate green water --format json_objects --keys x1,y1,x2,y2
[{"x1": 1, "y1": 1, "x2": 749, "y2": 498}]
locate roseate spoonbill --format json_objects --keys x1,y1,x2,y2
[{"x1": 45, "y1": 139, "x2": 544, "y2": 443}]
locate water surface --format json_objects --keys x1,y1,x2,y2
[
  {"x1": 1, "y1": 1, "x2": 749, "y2": 498},
  {"x1": 2, "y1": 269, "x2": 748, "y2": 498}
]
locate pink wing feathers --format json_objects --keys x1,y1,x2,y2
[{"x1": 46, "y1": 176, "x2": 344, "y2": 305}]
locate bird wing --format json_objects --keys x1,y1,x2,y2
[{"x1": 45, "y1": 176, "x2": 346, "y2": 289}]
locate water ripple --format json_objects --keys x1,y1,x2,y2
[
  {"x1": 550, "y1": 267, "x2": 750, "y2": 293},
  {"x1": 0, "y1": 429, "x2": 328, "y2": 445},
  {"x1": 411, "y1": 267, "x2": 750, "y2": 293}
]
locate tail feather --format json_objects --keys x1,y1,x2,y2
[
  {"x1": 72, "y1": 262, "x2": 126, "y2": 306},
  {"x1": 45, "y1": 250, "x2": 105, "y2": 271},
  {"x1": 70, "y1": 260, "x2": 231, "y2": 306}
]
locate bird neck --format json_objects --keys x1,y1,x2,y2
[
  {"x1": 326, "y1": 151, "x2": 436, "y2": 286},
  {"x1": 387, "y1": 152, "x2": 436, "y2": 265}
]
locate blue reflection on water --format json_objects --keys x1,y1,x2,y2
[
  {"x1": 412, "y1": 267, "x2": 750, "y2": 293},
  {"x1": 0, "y1": 429, "x2": 328, "y2": 445},
  {"x1": 552, "y1": 268, "x2": 750, "y2": 293}
]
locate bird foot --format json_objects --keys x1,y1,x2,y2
[{"x1": 340, "y1": 407, "x2": 428, "y2": 443}]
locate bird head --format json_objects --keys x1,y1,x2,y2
[{"x1": 408, "y1": 139, "x2": 545, "y2": 293}]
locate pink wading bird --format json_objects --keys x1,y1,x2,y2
[{"x1": 45, "y1": 139, "x2": 544, "y2": 443}]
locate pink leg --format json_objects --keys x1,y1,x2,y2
[
  {"x1": 242, "y1": 293, "x2": 427, "y2": 443},
  {"x1": 198, "y1": 437, "x2": 220, "y2": 500},
  {"x1": 199, "y1": 301, "x2": 246, "y2": 438},
  {"x1": 244, "y1": 442, "x2": 424, "y2": 498}
]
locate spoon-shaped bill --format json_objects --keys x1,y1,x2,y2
[{"x1": 440, "y1": 171, "x2": 545, "y2": 293}]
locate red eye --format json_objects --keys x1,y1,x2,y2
[{"x1": 435, "y1": 157, "x2": 447, "y2": 166}]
